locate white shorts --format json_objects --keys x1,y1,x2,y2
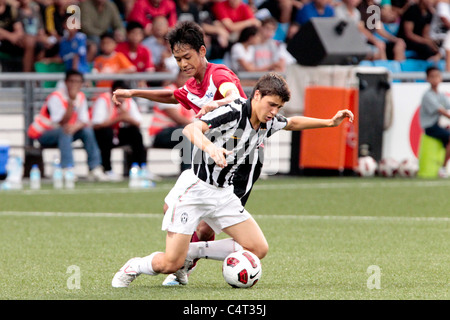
[{"x1": 162, "y1": 169, "x2": 251, "y2": 235}]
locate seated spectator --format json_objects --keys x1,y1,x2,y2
[
  {"x1": 148, "y1": 72, "x2": 194, "y2": 172},
  {"x1": 92, "y1": 32, "x2": 137, "y2": 88},
  {"x1": 27, "y1": 69, "x2": 108, "y2": 181},
  {"x1": 142, "y1": 15, "x2": 177, "y2": 73},
  {"x1": 80, "y1": 0, "x2": 126, "y2": 62},
  {"x1": 430, "y1": 0, "x2": 450, "y2": 63},
  {"x1": 420, "y1": 66, "x2": 450, "y2": 174},
  {"x1": 59, "y1": 14, "x2": 90, "y2": 74},
  {"x1": 91, "y1": 80, "x2": 147, "y2": 181},
  {"x1": 175, "y1": 0, "x2": 200, "y2": 23},
  {"x1": 289, "y1": 0, "x2": 335, "y2": 40},
  {"x1": 253, "y1": 17, "x2": 286, "y2": 72},
  {"x1": 17, "y1": 0, "x2": 48, "y2": 70},
  {"x1": 0, "y1": 0, "x2": 30, "y2": 72},
  {"x1": 116, "y1": 21, "x2": 155, "y2": 74},
  {"x1": 397, "y1": 0, "x2": 440, "y2": 61},
  {"x1": 127, "y1": 0, "x2": 178, "y2": 36},
  {"x1": 212, "y1": 0, "x2": 261, "y2": 40},
  {"x1": 225, "y1": 25, "x2": 259, "y2": 72},
  {"x1": 356, "y1": 0, "x2": 406, "y2": 61},
  {"x1": 193, "y1": 0, "x2": 230, "y2": 60},
  {"x1": 42, "y1": 0, "x2": 69, "y2": 59}
]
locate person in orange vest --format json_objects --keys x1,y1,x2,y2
[
  {"x1": 91, "y1": 80, "x2": 147, "y2": 181},
  {"x1": 149, "y1": 72, "x2": 194, "y2": 172},
  {"x1": 27, "y1": 69, "x2": 109, "y2": 181}
]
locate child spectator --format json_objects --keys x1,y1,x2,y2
[
  {"x1": 92, "y1": 32, "x2": 137, "y2": 88},
  {"x1": 253, "y1": 17, "x2": 286, "y2": 72},
  {"x1": 59, "y1": 14, "x2": 90, "y2": 74},
  {"x1": 80, "y1": 0, "x2": 126, "y2": 62},
  {"x1": 116, "y1": 21, "x2": 155, "y2": 73}
]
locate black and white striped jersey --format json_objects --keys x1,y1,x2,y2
[{"x1": 192, "y1": 97, "x2": 288, "y2": 188}]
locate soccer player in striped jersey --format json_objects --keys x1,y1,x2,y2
[
  {"x1": 112, "y1": 21, "x2": 265, "y2": 284},
  {"x1": 111, "y1": 72, "x2": 354, "y2": 288}
]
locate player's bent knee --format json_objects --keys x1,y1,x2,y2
[{"x1": 245, "y1": 242, "x2": 269, "y2": 260}]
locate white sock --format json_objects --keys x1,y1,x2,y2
[
  {"x1": 133, "y1": 252, "x2": 162, "y2": 276},
  {"x1": 187, "y1": 238, "x2": 243, "y2": 261}
]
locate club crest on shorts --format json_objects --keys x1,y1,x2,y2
[{"x1": 180, "y1": 212, "x2": 188, "y2": 224}]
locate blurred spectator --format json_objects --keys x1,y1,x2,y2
[
  {"x1": 80, "y1": 0, "x2": 126, "y2": 62},
  {"x1": 42, "y1": 0, "x2": 68, "y2": 59},
  {"x1": 295, "y1": 0, "x2": 334, "y2": 26},
  {"x1": 430, "y1": 0, "x2": 450, "y2": 53},
  {"x1": 212, "y1": 0, "x2": 261, "y2": 40},
  {"x1": 0, "y1": 0, "x2": 29, "y2": 72},
  {"x1": 27, "y1": 69, "x2": 109, "y2": 181},
  {"x1": 112, "y1": 0, "x2": 136, "y2": 19},
  {"x1": 17, "y1": 0, "x2": 49, "y2": 70},
  {"x1": 116, "y1": 21, "x2": 155, "y2": 73},
  {"x1": 253, "y1": 17, "x2": 286, "y2": 72},
  {"x1": 193, "y1": 0, "x2": 230, "y2": 60},
  {"x1": 175, "y1": 0, "x2": 199, "y2": 23},
  {"x1": 355, "y1": 0, "x2": 406, "y2": 61},
  {"x1": 44, "y1": 0, "x2": 67, "y2": 40},
  {"x1": 92, "y1": 32, "x2": 137, "y2": 87},
  {"x1": 142, "y1": 15, "x2": 176, "y2": 72},
  {"x1": 397, "y1": 0, "x2": 440, "y2": 61},
  {"x1": 127, "y1": 0, "x2": 177, "y2": 36},
  {"x1": 289, "y1": 0, "x2": 335, "y2": 40},
  {"x1": 257, "y1": 0, "x2": 299, "y2": 24},
  {"x1": 225, "y1": 25, "x2": 259, "y2": 72},
  {"x1": 148, "y1": 72, "x2": 194, "y2": 172},
  {"x1": 59, "y1": 13, "x2": 90, "y2": 73},
  {"x1": 91, "y1": 80, "x2": 147, "y2": 181}
]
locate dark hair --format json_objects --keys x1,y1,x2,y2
[
  {"x1": 238, "y1": 26, "x2": 258, "y2": 43},
  {"x1": 65, "y1": 69, "x2": 84, "y2": 81},
  {"x1": 126, "y1": 21, "x2": 144, "y2": 33},
  {"x1": 100, "y1": 32, "x2": 115, "y2": 41},
  {"x1": 426, "y1": 66, "x2": 440, "y2": 77},
  {"x1": 251, "y1": 72, "x2": 290, "y2": 103},
  {"x1": 112, "y1": 80, "x2": 129, "y2": 92},
  {"x1": 166, "y1": 21, "x2": 205, "y2": 52}
]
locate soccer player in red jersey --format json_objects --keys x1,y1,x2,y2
[{"x1": 112, "y1": 21, "x2": 249, "y2": 284}]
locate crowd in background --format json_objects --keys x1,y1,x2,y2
[{"x1": 2, "y1": 0, "x2": 450, "y2": 75}]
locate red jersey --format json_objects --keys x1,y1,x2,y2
[
  {"x1": 212, "y1": 1, "x2": 254, "y2": 23},
  {"x1": 173, "y1": 63, "x2": 246, "y2": 113},
  {"x1": 127, "y1": 0, "x2": 177, "y2": 29},
  {"x1": 116, "y1": 42, "x2": 155, "y2": 72}
]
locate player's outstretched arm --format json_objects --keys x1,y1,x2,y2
[
  {"x1": 284, "y1": 109, "x2": 354, "y2": 131},
  {"x1": 112, "y1": 89, "x2": 178, "y2": 106},
  {"x1": 182, "y1": 121, "x2": 232, "y2": 168}
]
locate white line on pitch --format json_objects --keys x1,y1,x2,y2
[{"x1": 0, "y1": 211, "x2": 448, "y2": 222}]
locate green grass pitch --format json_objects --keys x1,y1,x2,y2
[{"x1": 0, "y1": 176, "x2": 448, "y2": 301}]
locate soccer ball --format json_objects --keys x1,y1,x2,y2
[
  {"x1": 222, "y1": 250, "x2": 262, "y2": 288},
  {"x1": 397, "y1": 158, "x2": 419, "y2": 177},
  {"x1": 378, "y1": 158, "x2": 400, "y2": 177},
  {"x1": 357, "y1": 156, "x2": 378, "y2": 177}
]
